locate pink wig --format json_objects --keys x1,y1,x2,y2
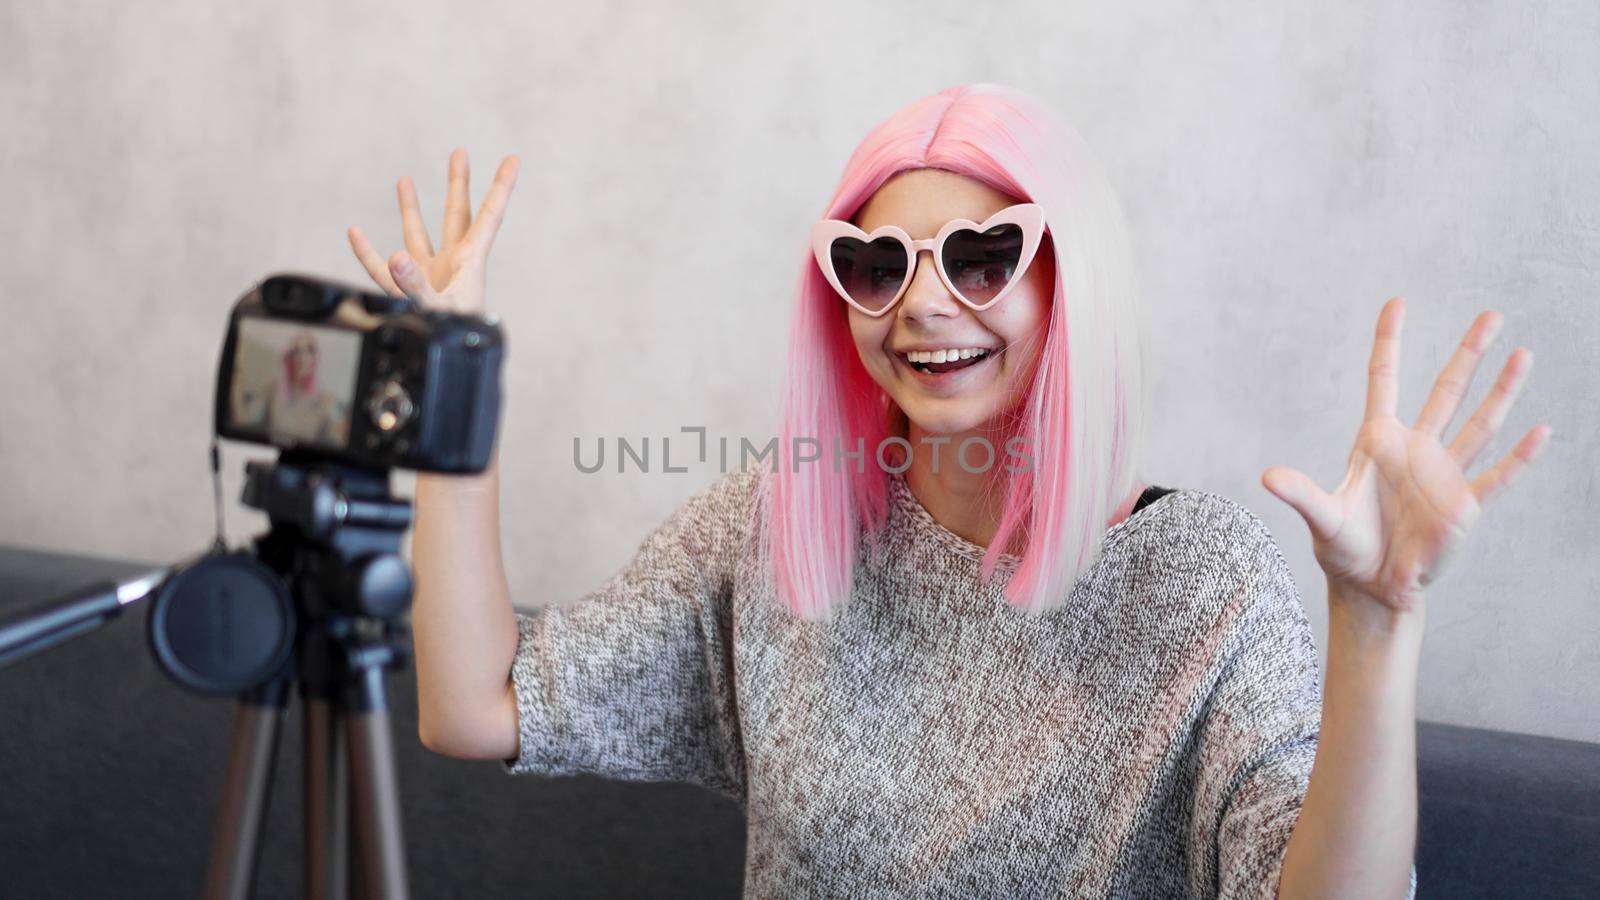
[
  {"x1": 279, "y1": 332, "x2": 319, "y2": 403},
  {"x1": 770, "y1": 83, "x2": 1148, "y2": 622}
]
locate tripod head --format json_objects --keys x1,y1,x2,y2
[{"x1": 240, "y1": 451, "x2": 413, "y2": 622}]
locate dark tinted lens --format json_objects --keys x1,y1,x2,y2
[
  {"x1": 941, "y1": 223, "x2": 1024, "y2": 305},
  {"x1": 830, "y1": 237, "x2": 908, "y2": 311}
]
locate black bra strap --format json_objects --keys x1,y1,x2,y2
[{"x1": 1131, "y1": 485, "x2": 1177, "y2": 516}]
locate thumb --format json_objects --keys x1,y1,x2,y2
[
  {"x1": 1261, "y1": 466, "x2": 1341, "y2": 542},
  {"x1": 389, "y1": 251, "x2": 442, "y2": 307}
]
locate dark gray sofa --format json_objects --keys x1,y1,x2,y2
[{"x1": 1, "y1": 545, "x2": 1595, "y2": 898}]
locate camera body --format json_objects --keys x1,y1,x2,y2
[{"x1": 214, "y1": 273, "x2": 504, "y2": 473}]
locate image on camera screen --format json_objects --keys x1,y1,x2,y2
[{"x1": 228, "y1": 318, "x2": 362, "y2": 450}]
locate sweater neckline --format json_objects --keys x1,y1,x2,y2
[
  {"x1": 884, "y1": 472, "x2": 1173, "y2": 567},
  {"x1": 885, "y1": 473, "x2": 1020, "y2": 566}
]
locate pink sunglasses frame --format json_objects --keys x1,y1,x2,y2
[{"x1": 810, "y1": 202, "x2": 1047, "y2": 317}]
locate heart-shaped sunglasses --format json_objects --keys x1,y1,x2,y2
[{"x1": 811, "y1": 203, "x2": 1046, "y2": 316}]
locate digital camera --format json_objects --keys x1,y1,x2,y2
[{"x1": 214, "y1": 273, "x2": 504, "y2": 473}]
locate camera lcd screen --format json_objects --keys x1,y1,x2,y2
[{"x1": 227, "y1": 317, "x2": 362, "y2": 450}]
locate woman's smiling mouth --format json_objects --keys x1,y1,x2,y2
[
  {"x1": 900, "y1": 347, "x2": 992, "y2": 374},
  {"x1": 891, "y1": 344, "x2": 1004, "y2": 387}
]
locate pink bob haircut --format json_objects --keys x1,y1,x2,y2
[
  {"x1": 280, "y1": 331, "x2": 319, "y2": 401},
  {"x1": 769, "y1": 82, "x2": 1149, "y2": 623}
]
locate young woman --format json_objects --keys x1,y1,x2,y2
[
  {"x1": 229, "y1": 328, "x2": 351, "y2": 448},
  {"x1": 347, "y1": 84, "x2": 1550, "y2": 898}
]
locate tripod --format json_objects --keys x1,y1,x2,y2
[{"x1": 150, "y1": 453, "x2": 415, "y2": 899}]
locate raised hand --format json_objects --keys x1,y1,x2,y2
[
  {"x1": 1261, "y1": 297, "x2": 1552, "y2": 614},
  {"x1": 348, "y1": 148, "x2": 521, "y2": 314}
]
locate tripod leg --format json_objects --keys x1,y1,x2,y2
[
  {"x1": 304, "y1": 693, "x2": 349, "y2": 900},
  {"x1": 349, "y1": 769, "x2": 369, "y2": 900},
  {"x1": 204, "y1": 677, "x2": 289, "y2": 900},
  {"x1": 344, "y1": 663, "x2": 411, "y2": 899}
]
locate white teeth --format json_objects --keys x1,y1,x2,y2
[{"x1": 904, "y1": 348, "x2": 989, "y2": 365}]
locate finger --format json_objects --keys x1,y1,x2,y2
[
  {"x1": 348, "y1": 225, "x2": 404, "y2": 297},
  {"x1": 1414, "y1": 310, "x2": 1503, "y2": 439},
  {"x1": 1449, "y1": 346, "x2": 1533, "y2": 470},
  {"x1": 1261, "y1": 466, "x2": 1343, "y2": 542},
  {"x1": 442, "y1": 147, "x2": 470, "y2": 247},
  {"x1": 464, "y1": 154, "x2": 521, "y2": 259},
  {"x1": 396, "y1": 175, "x2": 436, "y2": 261},
  {"x1": 1363, "y1": 297, "x2": 1405, "y2": 423},
  {"x1": 388, "y1": 250, "x2": 444, "y2": 307},
  {"x1": 1469, "y1": 424, "x2": 1553, "y2": 507}
]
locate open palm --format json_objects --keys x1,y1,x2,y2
[
  {"x1": 1262, "y1": 298, "x2": 1552, "y2": 613},
  {"x1": 347, "y1": 148, "x2": 521, "y2": 315}
]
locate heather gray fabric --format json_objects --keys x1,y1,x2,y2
[{"x1": 503, "y1": 469, "x2": 1418, "y2": 898}]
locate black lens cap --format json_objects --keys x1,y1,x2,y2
[{"x1": 148, "y1": 553, "x2": 295, "y2": 695}]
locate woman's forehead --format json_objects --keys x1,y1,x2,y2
[{"x1": 854, "y1": 168, "x2": 1019, "y2": 238}]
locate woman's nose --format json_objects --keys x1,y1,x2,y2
[{"x1": 897, "y1": 249, "x2": 962, "y2": 322}]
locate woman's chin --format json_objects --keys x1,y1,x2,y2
[{"x1": 897, "y1": 401, "x2": 991, "y2": 439}]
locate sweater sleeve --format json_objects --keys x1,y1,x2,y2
[
  {"x1": 499, "y1": 469, "x2": 758, "y2": 805},
  {"x1": 1190, "y1": 509, "x2": 1417, "y2": 900}
]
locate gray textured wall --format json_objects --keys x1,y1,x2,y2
[{"x1": 1, "y1": 2, "x2": 1594, "y2": 742}]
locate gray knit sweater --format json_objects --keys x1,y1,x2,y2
[{"x1": 502, "y1": 468, "x2": 1418, "y2": 898}]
